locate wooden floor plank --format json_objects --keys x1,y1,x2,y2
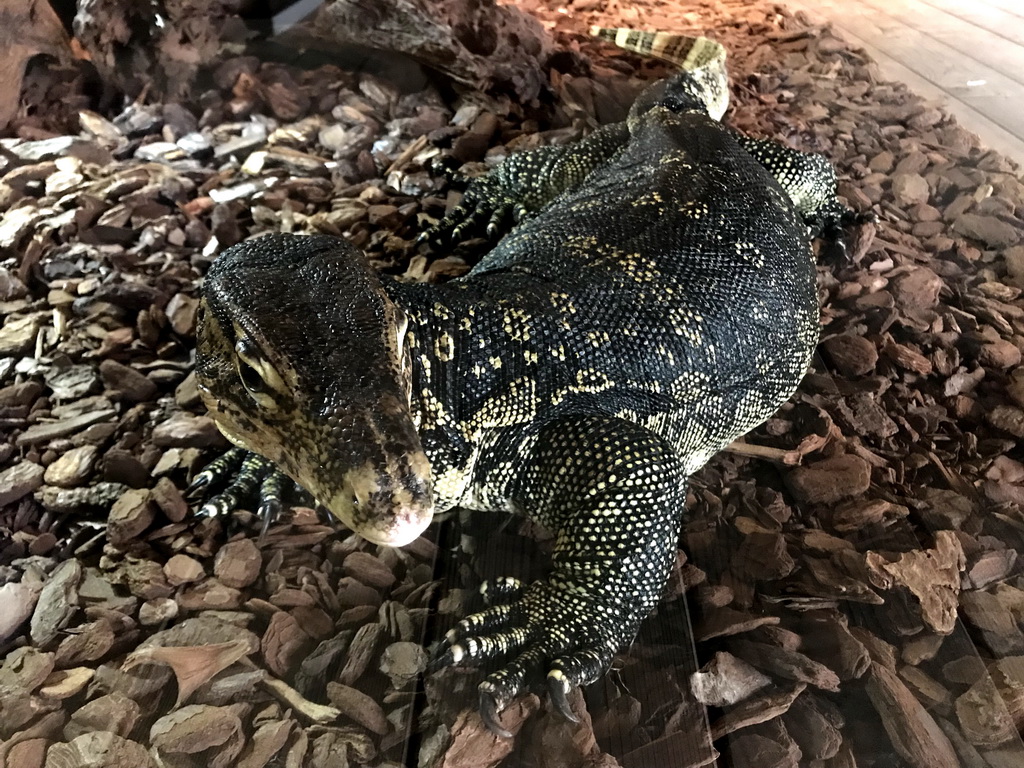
[
  {"x1": 803, "y1": 0, "x2": 1009, "y2": 94},
  {"x1": 915, "y1": 0, "x2": 1024, "y2": 44},
  {"x1": 781, "y1": 0, "x2": 1024, "y2": 165},
  {"x1": 799, "y1": 0, "x2": 1023, "y2": 133},
  {"x1": 983, "y1": 0, "x2": 1024, "y2": 22},
  {"x1": 857, "y1": 0, "x2": 1024, "y2": 84}
]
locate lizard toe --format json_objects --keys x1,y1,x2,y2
[
  {"x1": 479, "y1": 689, "x2": 514, "y2": 739},
  {"x1": 190, "y1": 451, "x2": 295, "y2": 538},
  {"x1": 477, "y1": 644, "x2": 547, "y2": 726},
  {"x1": 546, "y1": 670, "x2": 581, "y2": 723},
  {"x1": 479, "y1": 576, "x2": 525, "y2": 606},
  {"x1": 550, "y1": 647, "x2": 616, "y2": 691},
  {"x1": 186, "y1": 447, "x2": 246, "y2": 500}
]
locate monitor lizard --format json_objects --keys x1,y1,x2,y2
[{"x1": 192, "y1": 27, "x2": 862, "y2": 734}]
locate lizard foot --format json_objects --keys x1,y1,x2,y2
[
  {"x1": 187, "y1": 449, "x2": 297, "y2": 539},
  {"x1": 810, "y1": 204, "x2": 877, "y2": 263},
  {"x1": 418, "y1": 177, "x2": 529, "y2": 245},
  {"x1": 431, "y1": 578, "x2": 627, "y2": 736}
]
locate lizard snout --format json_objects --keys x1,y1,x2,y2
[{"x1": 326, "y1": 450, "x2": 434, "y2": 547}]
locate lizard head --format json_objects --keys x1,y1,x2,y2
[{"x1": 195, "y1": 233, "x2": 433, "y2": 546}]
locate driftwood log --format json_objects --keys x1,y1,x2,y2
[
  {"x1": 73, "y1": 0, "x2": 244, "y2": 101},
  {"x1": 310, "y1": 0, "x2": 555, "y2": 101},
  {"x1": 71, "y1": 0, "x2": 556, "y2": 104},
  {"x1": 0, "y1": 0, "x2": 72, "y2": 131}
]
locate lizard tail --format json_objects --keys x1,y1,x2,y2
[{"x1": 589, "y1": 27, "x2": 730, "y2": 121}]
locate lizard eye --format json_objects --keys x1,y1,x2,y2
[
  {"x1": 238, "y1": 357, "x2": 266, "y2": 396},
  {"x1": 233, "y1": 338, "x2": 278, "y2": 409}
]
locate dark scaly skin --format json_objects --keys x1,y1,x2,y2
[{"x1": 193, "y1": 30, "x2": 859, "y2": 732}]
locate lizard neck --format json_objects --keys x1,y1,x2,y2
[
  {"x1": 383, "y1": 275, "x2": 565, "y2": 510},
  {"x1": 382, "y1": 278, "x2": 499, "y2": 509}
]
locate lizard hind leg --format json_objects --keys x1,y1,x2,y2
[{"x1": 736, "y1": 134, "x2": 874, "y2": 253}]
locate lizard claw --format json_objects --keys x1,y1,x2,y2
[
  {"x1": 548, "y1": 672, "x2": 580, "y2": 723},
  {"x1": 257, "y1": 497, "x2": 280, "y2": 541},
  {"x1": 184, "y1": 473, "x2": 210, "y2": 499},
  {"x1": 427, "y1": 635, "x2": 458, "y2": 672},
  {"x1": 186, "y1": 447, "x2": 246, "y2": 500},
  {"x1": 479, "y1": 690, "x2": 514, "y2": 739}
]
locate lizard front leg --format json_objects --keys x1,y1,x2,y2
[
  {"x1": 433, "y1": 416, "x2": 687, "y2": 733},
  {"x1": 187, "y1": 448, "x2": 301, "y2": 539},
  {"x1": 422, "y1": 121, "x2": 631, "y2": 243}
]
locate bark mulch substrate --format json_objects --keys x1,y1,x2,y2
[{"x1": 3, "y1": 0, "x2": 1024, "y2": 766}]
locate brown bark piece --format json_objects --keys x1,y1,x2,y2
[
  {"x1": 438, "y1": 695, "x2": 540, "y2": 768},
  {"x1": 728, "y1": 733, "x2": 798, "y2": 768},
  {"x1": 898, "y1": 665, "x2": 954, "y2": 712},
  {"x1": 151, "y1": 476, "x2": 189, "y2": 523},
  {"x1": 54, "y1": 620, "x2": 115, "y2": 668},
  {"x1": 98, "y1": 359, "x2": 158, "y2": 402},
  {"x1": 0, "y1": 460, "x2": 45, "y2": 507},
  {"x1": 326, "y1": 682, "x2": 390, "y2": 735},
  {"x1": 106, "y1": 488, "x2": 156, "y2": 547},
  {"x1": 955, "y1": 675, "x2": 1018, "y2": 748},
  {"x1": 960, "y1": 590, "x2": 1024, "y2": 655},
  {"x1": 864, "y1": 530, "x2": 965, "y2": 634},
  {"x1": 784, "y1": 454, "x2": 871, "y2": 504},
  {"x1": 865, "y1": 662, "x2": 959, "y2": 768},
  {"x1": 235, "y1": 719, "x2": 293, "y2": 768},
  {"x1": 164, "y1": 554, "x2": 206, "y2": 586},
  {"x1": 782, "y1": 694, "x2": 843, "y2": 761},
  {"x1": 694, "y1": 606, "x2": 780, "y2": 642},
  {"x1": 964, "y1": 550, "x2": 1017, "y2": 590},
  {"x1": 29, "y1": 559, "x2": 81, "y2": 647},
  {"x1": 797, "y1": 611, "x2": 871, "y2": 681},
  {"x1": 380, "y1": 640, "x2": 428, "y2": 689},
  {"x1": 45, "y1": 732, "x2": 156, "y2": 767},
  {"x1": 337, "y1": 622, "x2": 383, "y2": 686},
  {"x1": 690, "y1": 651, "x2": 771, "y2": 706},
  {"x1": 5, "y1": 738, "x2": 47, "y2": 768},
  {"x1": 953, "y1": 213, "x2": 1021, "y2": 248},
  {"x1": 343, "y1": 551, "x2": 398, "y2": 590},
  {"x1": 65, "y1": 691, "x2": 140, "y2": 740},
  {"x1": 515, "y1": 688, "x2": 606, "y2": 768},
  {"x1": 0, "y1": 646, "x2": 54, "y2": 701},
  {"x1": 43, "y1": 445, "x2": 99, "y2": 488},
  {"x1": 177, "y1": 580, "x2": 244, "y2": 611},
  {"x1": 730, "y1": 640, "x2": 841, "y2": 692},
  {"x1": 214, "y1": 538, "x2": 263, "y2": 589},
  {"x1": 733, "y1": 532, "x2": 795, "y2": 580},
  {"x1": 821, "y1": 333, "x2": 879, "y2": 376},
  {"x1": 149, "y1": 704, "x2": 244, "y2": 766},
  {"x1": 261, "y1": 611, "x2": 313, "y2": 679},
  {"x1": 0, "y1": 580, "x2": 42, "y2": 644},
  {"x1": 710, "y1": 682, "x2": 805, "y2": 740},
  {"x1": 38, "y1": 666, "x2": 93, "y2": 701},
  {"x1": 989, "y1": 657, "x2": 1024, "y2": 730},
  {"x1": 987, "y1": 405, "x2": 1024, "y2": 437}
]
